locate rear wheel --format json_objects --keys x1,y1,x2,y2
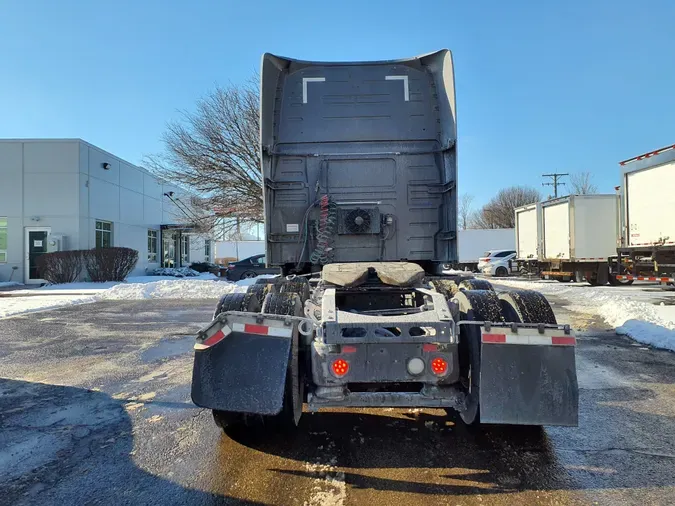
[
  {"x1": 458, "y1": 278, "x2": 494, "y2": 291},
  {"x1": 277, "y1": 279, "x2": 310, "y2": 304},
  {"x1": 608, "y1": 274, "x2": 634, "y2": 286},
  {"x1": 451, "y1": 290, "x2": 506, "y2": 426},
  {"x1": 213, "y1": 292, "x2": 260, "y2": 319},
  {"x1": 211, "y1": 292, "x2": 262, "y2": 430},
  {"x1": 240, "y1": 271, "x2": 257, "y2": 280},
  {"x1": 497, "y1": 290, "x2": 556, "y2": 324},
  {"x1": 459, "y1": 320, "x2": 481, "y2": 425},
  {"x1": 586, "y1": 271, "x2": 600, "y2": 286},
  {"x1": 255, "y1": 276, "x2": 279, "y2": 285},
  {"x1": 263, "y1": 293, "x2": 304, "y2": 429},
  {"x1": 213, "y1": 292, "x2": 304, "y2": 434},
  {"x1": 495, "y1": 266, "x2": 508, "y2": 277}
]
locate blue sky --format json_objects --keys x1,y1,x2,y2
[{"x1": 2, "y1": 0, "x2": 675, "y2": 207}]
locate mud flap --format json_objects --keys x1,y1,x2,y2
[
  {"x1": 191, "y1": 330, "x2": 291, "y2": 415},
  {"x1": 479, "y1": 337, "x2": 579, "y2": 426}
]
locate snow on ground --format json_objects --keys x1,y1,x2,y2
[
  {"x1": 99, "y1": 278, "x2": 242, "y2": 300},
  {"x1": 234, "y1": 274, "x2": 279, "y2": 287},
  {"x1": 0, "y1": 282, "x2": 22, "y2": 289},
  {"x1": 0, "y1": 294, "x2": 96, "y2": 319},
  {"x1": 494, "y1": 278, "x2": 675, "y2": 352},
  {"x1": 0, "y1": 273, "x2": 240, "y2": 319}
]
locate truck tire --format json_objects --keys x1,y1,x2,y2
[
  {"x1": 459, "y1": 321, "x2": 481, "y2": 426},
  {"x1": 431, "y1": 279, "x2": 460, "y2": 298},
  {"x1": 255, "y1": 276, "x2": 278, "y2": 285},
  {"x1": 586, "y1": 271, "x2": 600, "y2": 286},
  {"x1": 213, "y1": 292, "x2": 260, "y2": 319},
  {"x1": 264, "y1": 292, "x2": 304, "y2": 429},
  {"x1": 451, "y1": 290, "x2": 505, "y2": 426},
  {"x1": 608, "y1": 275, "x2": 634, "y2": 286},
  {"x1": 212, "y1": 293, "x2": 303, "y2": 434},
  {"x1": 497, "y1": 290, "x2": 556, "y2": 325},
  {"x1": 458, "y1": 279, "x2": 494, "y2": 291},
  {"x1": 278, "y1": 280, "x2": 310, "y2": 303},
  {"x1": 246, "y1": 283, "x2": 273, "y2": 305},
  {"x1": 211, "y1": 292, "x2": 263, "y2": 431}
]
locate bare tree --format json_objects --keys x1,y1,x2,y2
[
  {"x1": 569, "y1": 172, "x2": 598, "y2": 195},
  {"x1": 145, "y1": 77, "x2": 263, "y2": 227},
  {"x1": 470, "y1": 186, "x2": 541, "y2": 229},
  {"x1": 458, "y1": 193, "x2": 474, "y2": 230}
]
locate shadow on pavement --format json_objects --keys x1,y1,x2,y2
[
  {"x1": 225, "y1": 382, "x2": 675, "y2": 497},
  {"x1": 0, "y1": 378, "x2": 262, "y2": 506},
  {"x1": 224, "y1": 409, "x2": 566, "y2": 496}
]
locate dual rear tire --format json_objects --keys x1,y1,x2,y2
[
  {"x1": 451, "y1": 289, "x2": 557, "y2": 426},
  {"x1": 211, "y1": 290, "x2": 305, "y2": 434}
]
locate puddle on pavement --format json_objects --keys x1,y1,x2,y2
[{"x1": 141, "y1": 335, "x2": 194, "y2": 362}]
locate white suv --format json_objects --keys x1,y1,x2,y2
[{"x1": 479, "y1": 249, "x2": 517, "y2": 277}]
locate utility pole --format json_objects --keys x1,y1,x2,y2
[{"x1": 542, "y1": 173, "x2": 569, "y2": 198}]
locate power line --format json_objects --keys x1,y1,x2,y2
[{"x1": 542, "y1": 173, "x2": 569, "y2": 198}]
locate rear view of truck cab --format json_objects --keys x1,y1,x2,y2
[{"x1": 191, "y1": 50, "x2": 578, "y2": 434}]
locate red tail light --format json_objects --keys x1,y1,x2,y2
[
  {"x1": 331, "y1": 358, "x2": 349, "y2": 377},
  {"x1": 431, "y1": 357, "x2": 448, "y2": 375},
  {"x1": 228, "y1": 264, "x2": 235, "y2": 270}
]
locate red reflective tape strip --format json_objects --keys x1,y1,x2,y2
[
  {"x1": 482, "y1": 334, "x2": 506, "y2": 343},
  {"x1": 203, "y1": 329, "x2": 225, "y2": 347},
  {"x1": 552, "y1": 336, "x2": 576, "y2": 346},
  {"x1": 422, "y1": 343, "x2": 438, "y2": 352},
  {"x1": 342, "y1": 345, "x2": 357, "y2": 353},
  {"x1": 648, "y1": 277, "x2": 657, "y2": 281},
  {"x1": 244, "y1": 324, "x2": 269, "y2": 335}
]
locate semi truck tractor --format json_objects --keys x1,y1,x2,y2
[
  {"x1": 191, "y1": 50, "x2": 578, "y2": 432},
  {"x1": 610, "y1": 143, "x2": 675, "y2": 284}
]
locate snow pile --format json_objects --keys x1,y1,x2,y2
[
  {"x1": 235, "y1": 274, "x2": 279, "y2": 287},
  {"x1": 147, "y1": 267, "x2": 201, "y2": 278},
  {"x1": 0, "y1": 282, "x2": 22, "y2": 289},
  {"x1": 495, "y1": 279, "x2": 675, "y2": 351},
  {"x1": 0, "y1": 294, "x2": 96, "y2": 319},
  {"x1": 99, "y1": 279, "x2": 242, "y2": 300}
]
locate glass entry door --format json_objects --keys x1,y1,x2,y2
[
  {"x1": 25, "y1": 228, "x2": 49, "y2": 283},
  {"x1": 162, "y1": 232, "x2": 179, "y2": 268}
]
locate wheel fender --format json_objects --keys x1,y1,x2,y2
[{"x1": 191, "y1": 326, "x2": 292, "y2": 415}]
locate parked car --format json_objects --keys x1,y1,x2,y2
[
  {"x1": 225, "y1": 254, "x2": 279, "y2": 281},
  {"x1": 479, "y1": 249, "x2": 517, "y2": 277}
]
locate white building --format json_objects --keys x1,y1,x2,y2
[{"x1": 0, "y1": 139, "x2": 213, "y2": 284}]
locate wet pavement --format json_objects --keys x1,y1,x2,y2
[{"x1": 1, "y1": 298, "x2": 675, "y2": 505}]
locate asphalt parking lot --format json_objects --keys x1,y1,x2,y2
[{"x1": 1, "y1": 298, "x2": 675, "y2": 505}]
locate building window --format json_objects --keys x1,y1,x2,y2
[
  {"x1": 148, "y1": 230, "x2": 158, "y2": 263},
  {"x1": 0, "y1": 218, "x2": 7, "y2": 263},
  {"x1": 204, "y1": 239, "x2": 211, "y2": 262},
  {"x1": 181, "y1": 235, "x2": 190, "y2": 265},
  {"x1": 95, "y1": 221, "x2": 113, "y2": 248}
]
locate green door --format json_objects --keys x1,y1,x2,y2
[{"x1": 27, "y1": 230, "x2": 49, "y2": 281}]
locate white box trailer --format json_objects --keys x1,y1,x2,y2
[
  {"x1": 457, "y1": 228, "x2": 515, "y2": 271},
  {"x1": 610, "y1": 144, "x2": 675, "y2": 284},
  {"x1": 539, "y1": 194, "x2": 619, "y2": 284},
  {"x1": 514, "y1": 203, "x2": 542, "y2": 274},
  {"x1": 515, "y1": 203, "x2": 541, "y2": 260}
]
